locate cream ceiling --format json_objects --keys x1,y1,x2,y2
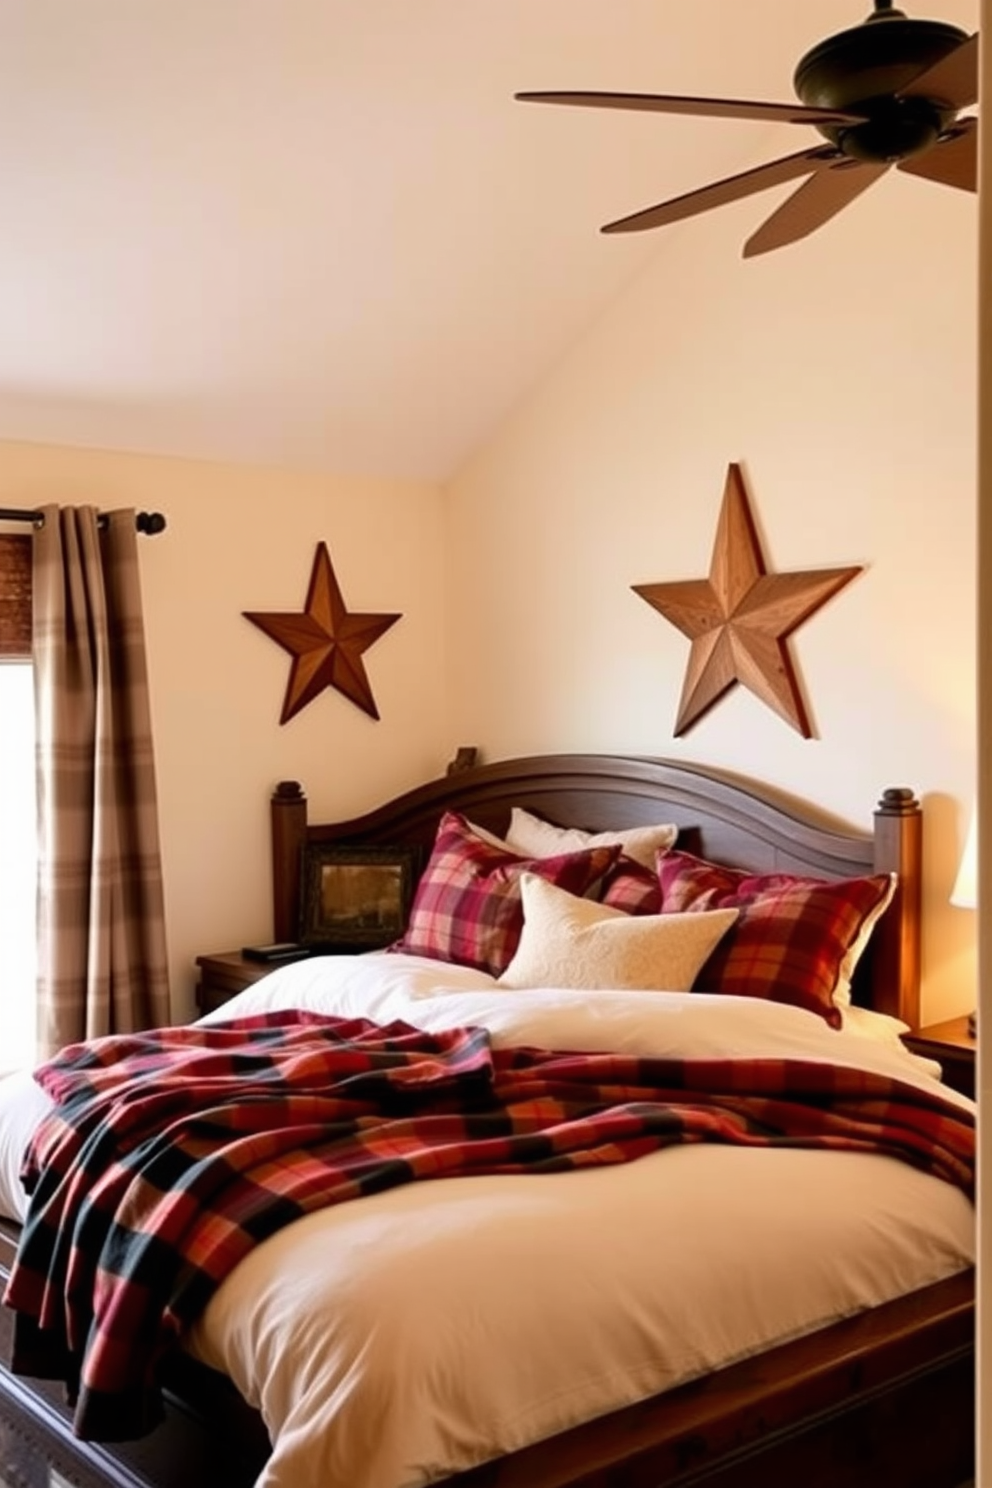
[{"x1": 0, "y1": 0, "x2": 978, "y2": 482}]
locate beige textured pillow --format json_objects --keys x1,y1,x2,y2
[
  {"x1": 498, "y1": 874, "x2": 739, "y2": 992},
  {"x1": 506, "y1": 806, "x2": 678, "y2": 872}
]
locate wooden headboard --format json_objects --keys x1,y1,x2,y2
[{"x1": 269, "y1": 753, "x2": 922, "y2": 1028}]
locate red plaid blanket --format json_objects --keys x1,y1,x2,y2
[{"x1": 2, "y1": 1011, "x2": 974, "y2": 1443}]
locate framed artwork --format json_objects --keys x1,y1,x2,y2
[{"x1": 300, "y1": 844, "x2": 419, "y2": 950}]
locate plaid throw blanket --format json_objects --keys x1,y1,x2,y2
[{"x1": 2, "y1": 1011, "x2": 974, "y2": 1443}]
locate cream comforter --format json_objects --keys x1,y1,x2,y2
[{"x1": 0, "y1": 953, "x2": 976, "y2": 1488}]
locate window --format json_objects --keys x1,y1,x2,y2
[
  {"x1": 0, "y1": 663, "x2": 36, "y2": 1067},
  {"x1": 0, "y1": 533, "x2": 35, "y2": 1069}
]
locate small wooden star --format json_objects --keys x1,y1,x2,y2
[
  {"x1": 244, "y1": 543, "x2": 401, "y2": 724},
  {"x1": 632, "y1": 464, "x2": 861, "y2": 738}
]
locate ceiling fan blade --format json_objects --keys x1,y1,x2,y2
[
  {"x1": 897, "y1": 32, "x2": 979, "y2": 111},
  {"x1": 514, "y1": 90, "x2": 865, "y2": 126},
  {"x1": 601, "y1": 145, "x2": 838, "y2": 235},
  {"x1": 897, "y1": 116, "x2": 978, "y2": 193},
  {"x1": 742, "y1": 161, "x2": 889, "y2": 258}
]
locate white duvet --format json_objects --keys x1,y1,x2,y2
[{"x1": 0, "y1": 954, "x2": 976, "y2": 1488}]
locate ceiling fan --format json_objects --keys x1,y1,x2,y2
[{"x1": 516, "y1": 1, "x2": 978, "y2": 257}]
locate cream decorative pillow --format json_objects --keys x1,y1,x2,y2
[
  {"x1": 498, "y1": 874, "x2": 739, "y2": 992},
  {"x1": 506, "y1": 806, "x2": 678, "y2": 872}
]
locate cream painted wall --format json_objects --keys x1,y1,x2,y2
[
  {"x1": 446, "y1": 155, "x2": 978, "y2": 1028},
  {"x1": 0, "y1": 439, "x2": 451, "y2": 1021},
  {"x1": 0, "y1": 168, "x2": 976, "y2": 1031}
]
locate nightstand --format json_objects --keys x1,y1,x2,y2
[
  {"x1": 194, "y1": 951, "x2": 284, "y2": 1017},
  {"x1": 902, "y1": 1015, "x2": 976, "y2": 1100}
]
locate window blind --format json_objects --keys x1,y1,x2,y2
[{"x1": 0, "y1": 535, "x2": 31, "y2": 658}]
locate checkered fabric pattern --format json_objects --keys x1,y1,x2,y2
[
  {"x1": 390, "y1": 810, "x2": 621, "y2": 974},
  {"x1": 600, "y1": 856, "x2": 663, "y2": 914},
  {"x1": 3, "y1": 1012, "x2": 973, "y2": 1445},
  {"x1": 32, "y1": 507, "x2": 171, "y2": 1058},
  {"x1": 656, "y1": 850, "x2": 895, "y2": 1025}
]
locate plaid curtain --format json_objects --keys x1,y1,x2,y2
[{"x1": 32, "y1": 506, "x2": 170, "y2": 1058}]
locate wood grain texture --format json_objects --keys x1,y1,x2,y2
[
  {"x1": 633, "y1": 464, "x2": 861, "y2": 737},
  {"x1": 244, "y1": 541, "x2": 400, "y2": 723}
]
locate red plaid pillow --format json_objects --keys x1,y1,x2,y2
[
  {"x1": 656, "y1": 850, "x2": 894, "y2": 1027},
  {"x1": 600, "y1": 857, "x2": 662, "y2": 915},
  {"x1": 392, "y1": 812, "x2": 620, "y2": 976}
]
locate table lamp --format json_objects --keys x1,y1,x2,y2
[{"x1": 950, "y1": 810, "x2": 978, "y2": 1038}]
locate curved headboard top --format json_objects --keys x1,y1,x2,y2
[{"x1": 270, "y1": 753, "x2": 922, "y2": 1027}]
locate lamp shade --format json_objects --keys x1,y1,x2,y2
[{"x1": 951, "y1": 810, "x2": 978, "y2": 909}]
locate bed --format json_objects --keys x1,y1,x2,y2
[{"x1": 0, "y1": 750, "x2": 975, "y2": 1488}]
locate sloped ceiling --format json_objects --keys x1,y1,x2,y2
[{"x1": 0, "y1": 0, "x2": 978, "y2": 482}]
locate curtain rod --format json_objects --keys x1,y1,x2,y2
[{"x1": 0, "y1": 508, "x2": 166, "y2": 534}]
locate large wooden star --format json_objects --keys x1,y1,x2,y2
[
  {"x1": 632, "y1": 464, "x2": 861, "y2": 738},
  {"x1": 244, "y1": 543, "x2": 401, "y2": 724}
]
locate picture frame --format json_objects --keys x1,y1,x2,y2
[{"x1": 299, "y1": 843, "x2": 419, "y2": 951}]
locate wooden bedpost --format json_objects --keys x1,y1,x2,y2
[
  {"x1": 446, "y1": 746, "x2": 478, "y2": 775},
  {"x1": 873, "y1": 787, "x2": 923, "y2": 1030},
  {"x1": 271, "y1": 780, "x2": 307, "y2": 942}
]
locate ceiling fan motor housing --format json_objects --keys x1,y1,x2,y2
[{"x1": 794, "y1": 12, "x2": 969, "y2": 162}]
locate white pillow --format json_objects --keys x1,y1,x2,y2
[
  {"x1": 506, "y1": 806, "x2": 678, "y2": 872},
  {"x1": 833, "y1": 871, "x2": 898, "y2": 1007},
  {"x1": 464, "y1": 818, "x2": 515, "y2": 853},
  {"x1": 0, "y1": 1069, "x2": 53, "y2": 1222},
  {"x1": 839, "y1": 1004, "x2": 909, "y2": 1044},
  {"x1": 839, "y1": 1005, "x2": 943, "y2": 1081},
  {"x1": 498, "y1": 874, "x2": 738, "y2": 993}
]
